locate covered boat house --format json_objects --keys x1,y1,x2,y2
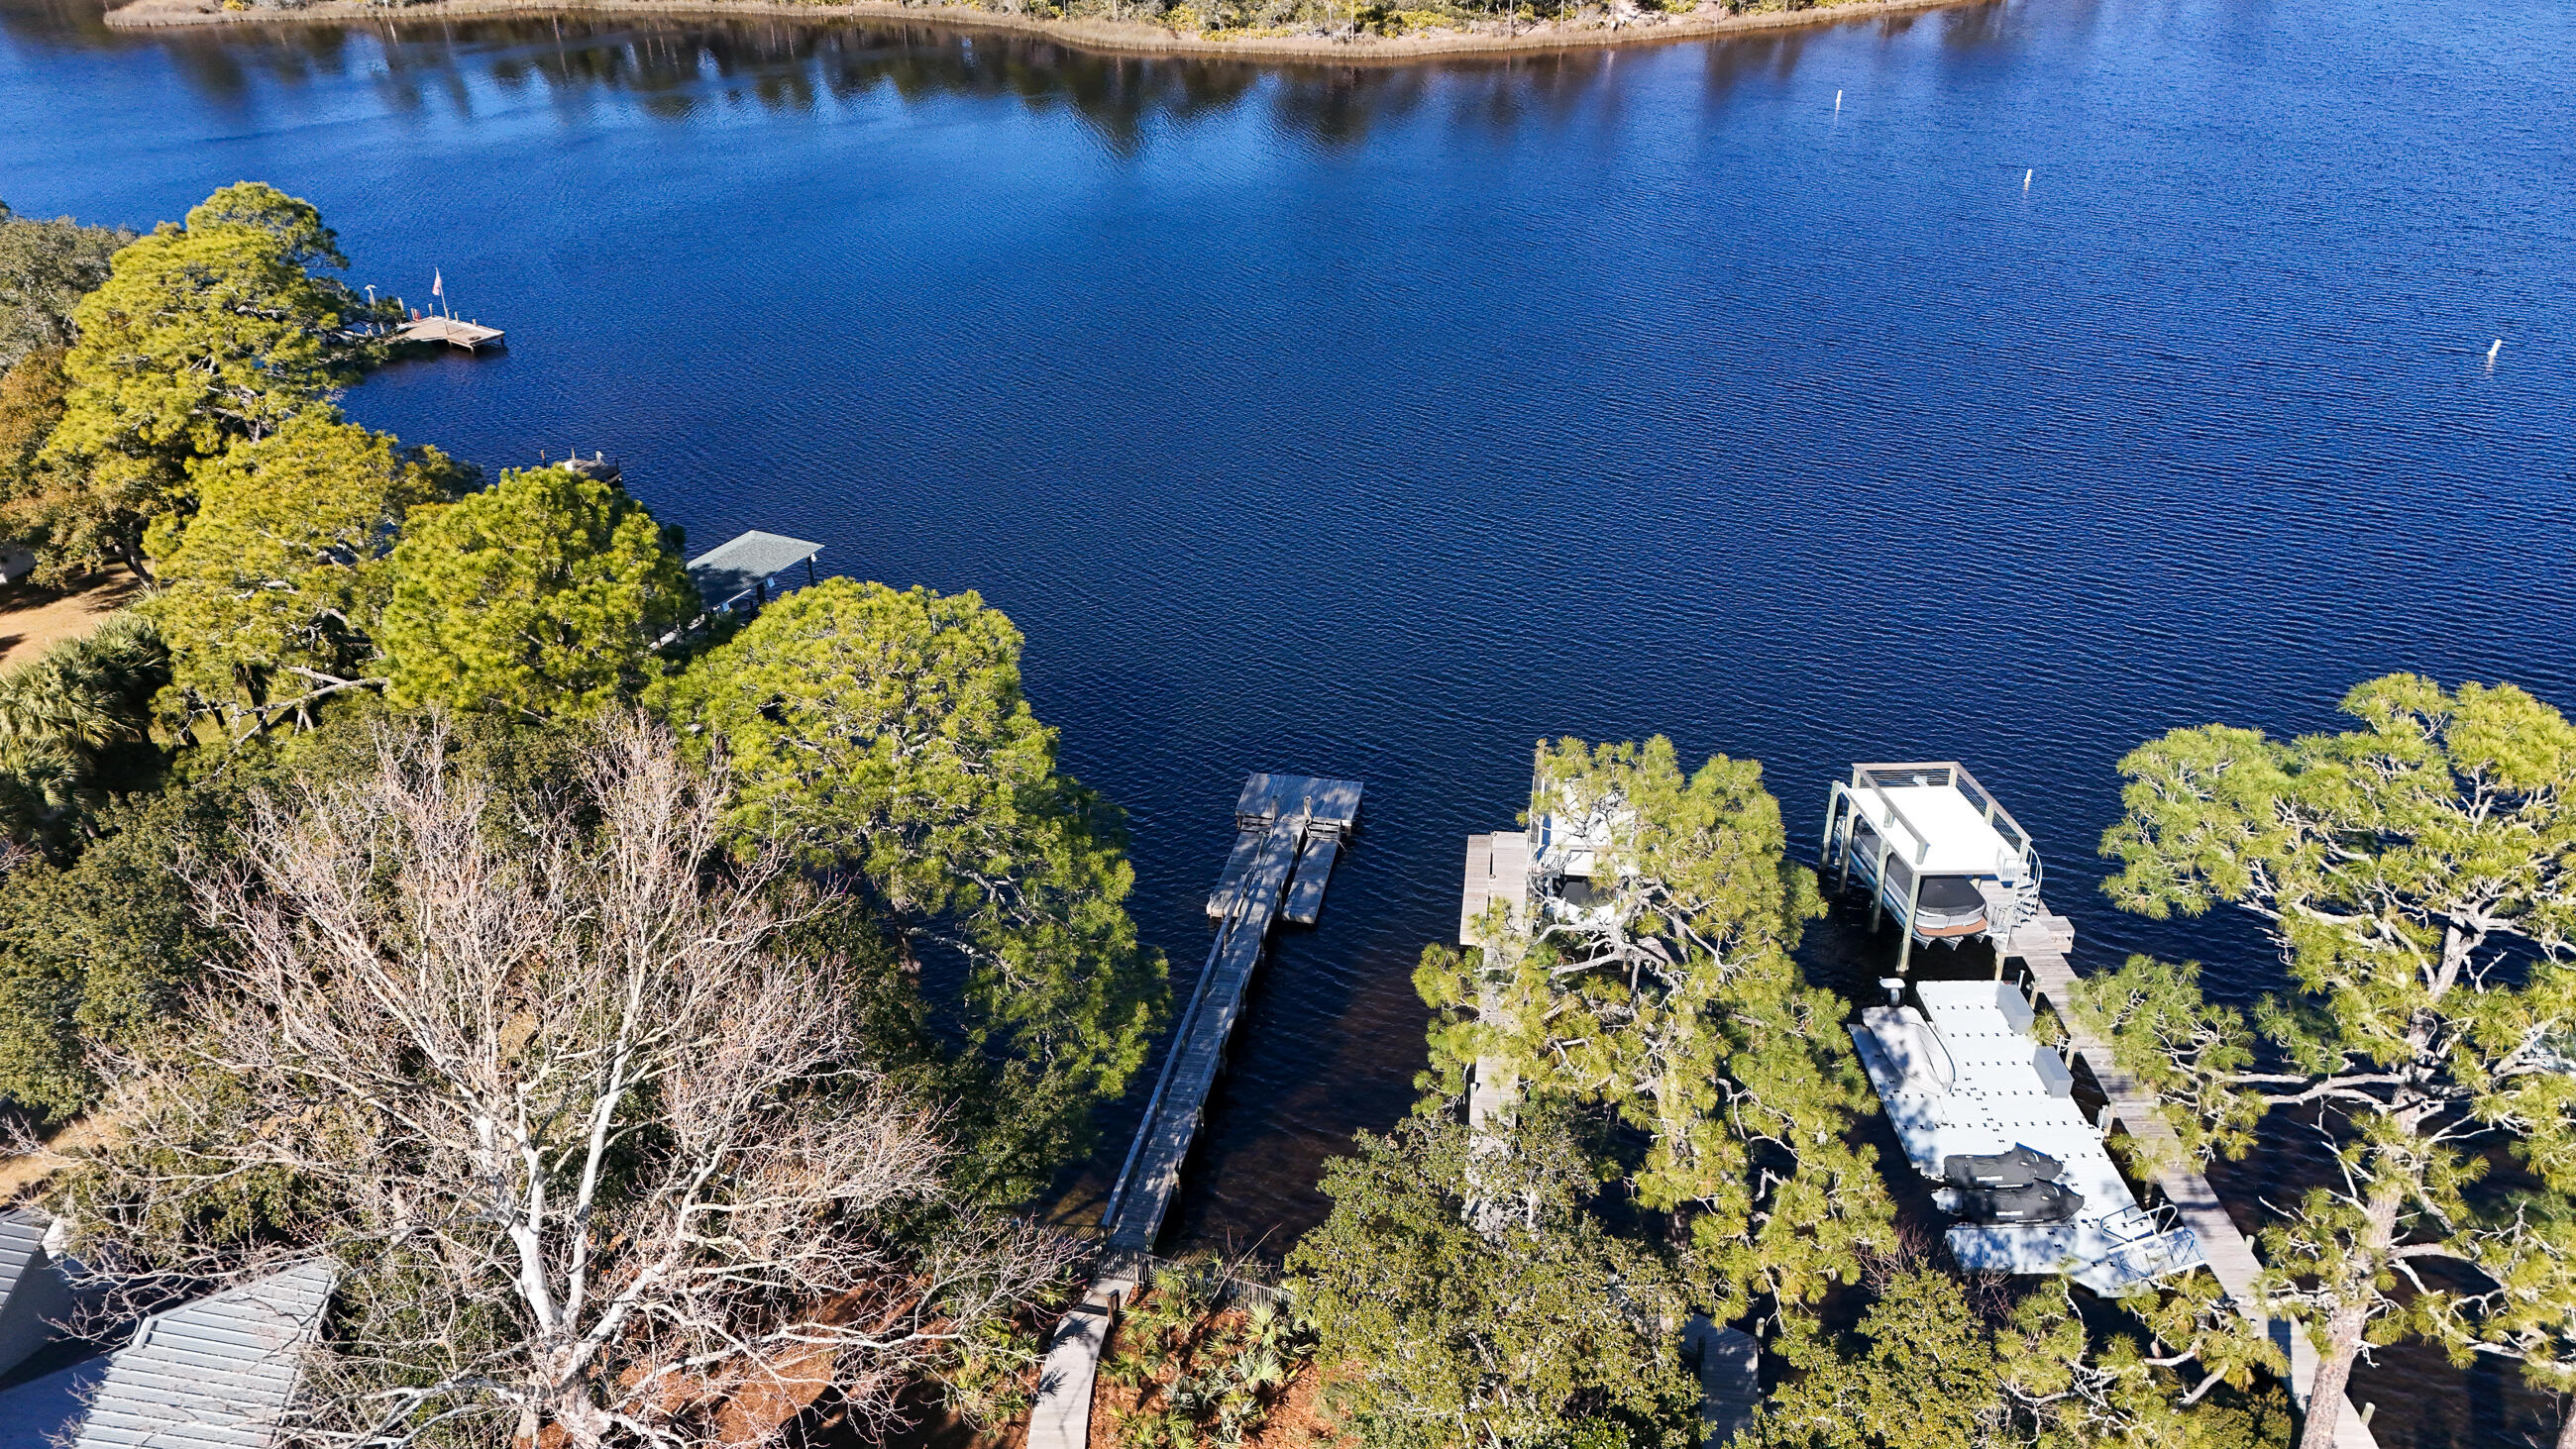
[
  {"x1": 686, "y1": 530, "x2": 823, "y2": 619},
  {"x1": 1820, "y1": 761, "x2": 2043, "y2": 974}
]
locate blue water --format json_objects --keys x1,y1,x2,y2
[{"x1": 6, "y1": 0, "x2": 2573, "y2": 1438}]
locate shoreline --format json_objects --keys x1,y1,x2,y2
[{"x1": 98, "y1": 0, "x2": 1986, "y2": 64}]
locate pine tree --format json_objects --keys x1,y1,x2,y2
[
  {"x1": 378, "y1": 465, "x2": 694, "y2": 721},
  {"x1": 1418, "y1": 737, "x2": 1892, "y2": 1333},
  {"x1": 653, "y1": 577, "x2": 1163, "y2": 1195},
  {"x1": 142, "y1": 414, "x2": 467, "y2": 738},
  {"x1": 2081, "y1": 674, "x2": 2576, "y2": 1449}
]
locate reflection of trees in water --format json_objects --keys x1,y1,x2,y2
[
  {"x1": 3, "y1": 2, "x2": 1946, "y2": 151},
  {"x1": 0, "y1": 0, "x2": 125, "y2": 50}
]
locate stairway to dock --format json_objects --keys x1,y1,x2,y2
[{"x1": 1027, "y1": 772, "x2": 1361, "y2": 1449}]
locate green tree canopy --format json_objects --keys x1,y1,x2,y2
[
  {"x1": 655, "y1": 577, "x2": 1162, "y2": 1195},
  {"x1": 0, "y1": 202, "x2": 130, "y2": 368},
  {"x1": 1741, "y1": 1267, "x2": 2291, "y2": 1449},
  {"x1": 0, "y1": 346, "x2": 76, "y2": 580},
  {"x1": 378, "y1": 465, "x2": 694, "y2": 721},
  {"x1": 0, "y1": 774, "x2": 236, "y2": 1120},
  {"x1": 1286, "y1": 1105, "x2": 1699, "y2": 1449},
  {"x1": 2084, "y1": 674, "x2": 2576, "y2": 1449},
  {"x1": 1417, "y1": 737, "x2": 1891, "y2": 1330},
  {"x1": 143, "y1": 414, "x2": 467, "y2": 739},
  {"x1": 35, "y1": 183, "x2": 359, "y2": 575}
]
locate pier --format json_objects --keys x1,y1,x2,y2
[
  {"x1": 2008, "y1": 924, "x2": 2381, "y2": 1449},
  {"x1": 1027, "y1": 772, "x2": 1361, "y2": 1449},
  {"x1": 393, "y1": 315, "x2": 503, "y2": 351}
]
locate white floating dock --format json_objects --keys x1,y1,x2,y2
[{"x1": 1853, "y1": 980, "x2": 2205, "y2": 1294}]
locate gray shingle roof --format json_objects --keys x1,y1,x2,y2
[
  {"x1": 74, "y1": 1259, "x2": 336, "y2": 1449},
  {"x1": 0, "y1": 1211, "x2": 46, "y2": 1311},
  {"x1": 686, "y1": 530, "x2": 822, "y2": 610}
]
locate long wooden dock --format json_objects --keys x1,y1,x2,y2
[
  {"x1": 1027, "y1": 773, "x2": 1361, "y2": 1449},
  {"x1": 2007, "y1": 916, "x2": 2381, "y2": 1449}
]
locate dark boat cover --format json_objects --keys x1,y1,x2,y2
[
  {"x1": 1942, "y1": 1180, "x2": 2085, "y2": 1226},
  {"x1": 1943, "y1": 1145, "x2": 2066, "y2": 1189},
  {"x1": 1915, "y1": 875, "x2": 1987, "y2": 913}
]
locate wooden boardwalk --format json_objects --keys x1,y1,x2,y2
[
  {"x1": 2011, "y1": 919, "x2": 2381, "y2": 1449},
  {"x1": 1026, "y1": 773, "x2": 1360, "y2": 1449},
  {"x1": 1683, "y1": 1317, "x2": 1760, "y2": 1448}
]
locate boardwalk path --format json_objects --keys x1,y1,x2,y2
[
  {"x1": 1028, "y1": 774, "x2": 1360, "y2": 1449},
  {"x1": 2011, "y1": 917, "x2": 2380, "y2": 1449}
]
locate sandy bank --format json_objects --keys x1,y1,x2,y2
[{"x1": 100, "y1": 0, "x2": 1982, "y2": 63}]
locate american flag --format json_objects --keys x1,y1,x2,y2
[{"x1": 431, "y1": 269, "x2": 444, "y2": 299}]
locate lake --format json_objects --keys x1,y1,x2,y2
[{"x1": 5, "y1": 0, "x2": 2572, "y2": 1438}]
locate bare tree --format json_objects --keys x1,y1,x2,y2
[{"x1": 47, "y1": 714, "x2": 1078, "y2": 1448}]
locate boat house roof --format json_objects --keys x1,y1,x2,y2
[{"x1": 686, "y1": 531, "x2": 822, "y2": 611}]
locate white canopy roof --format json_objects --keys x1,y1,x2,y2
[{"x1": 1850, "y1": 782, "x2": 2024, "y2": 877}]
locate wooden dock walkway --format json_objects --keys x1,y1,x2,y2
[
  {"x1": 1683, "y1": 1316, "x2": 1760, "y2": 1448},
  {"x1": 1026, "y1": 773, "x2": 1361, "y2": 1449},
  {"x1": 2009, "y1": 918, "x2": 2380, "y2": 1449}
]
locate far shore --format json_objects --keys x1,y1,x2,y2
[{"x1": 99, "y1": 0, "x2": 1986, "y2": 63}]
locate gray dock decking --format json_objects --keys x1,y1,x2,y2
[
  {"x1": 1027, "y1": 773, "x2": 1360, "y2": 1449},
  {"x1": 393, "y1": 315, "x2": 502, "y2": 350}
]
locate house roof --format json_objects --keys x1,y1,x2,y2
[
  {"x1": 73, "y1": 1259, "x2": 337, "y2": 1449},
  {"x1": 0, "y1": 1211, "x2": 46, "y2": 1312},
  {"x1": 686, "y1": 530, "x2": 822, "y2": 610}
]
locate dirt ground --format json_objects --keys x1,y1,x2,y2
[{"x1": 0, "y1": 573, "x2": 144, "y2": 673}]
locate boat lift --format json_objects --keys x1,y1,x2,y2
[{"x1": 1821, "y1": 762, "x2": 2043, "y2": 974}]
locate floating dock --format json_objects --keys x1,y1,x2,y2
[
  {"x1": 2011, "y1": 930, "x2": 2382, "y2": 1448},
  {"x1": 394, "y1": 314, "x2": 503, "y2": 351},
  {"x1": 1027, "y1": 772, "x2": 1361, "y2": 1449},
  {"x1": 1854, "y1": 979, "x2": 2204, "y2": 1295}
]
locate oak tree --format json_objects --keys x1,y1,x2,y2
[
  {"x1": 0, "y1": 202, "x2": 129, "y2": 368},
  {"x1": 1286, "y1": 1105, "x2": 1699, "y2": 1449}
]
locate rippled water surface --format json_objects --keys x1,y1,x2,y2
[{"x1": 6, "y1": 0, "x2": 2574, "y2": 1438}]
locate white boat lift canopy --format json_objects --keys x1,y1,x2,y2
[
  {"x1": 1824, "y1": 762, "x2": 2044, "y2": 973},
  {"x1": 1845, "y1": 783, "x2": 2027, "y2": 877}
]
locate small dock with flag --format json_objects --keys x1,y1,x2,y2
[
  {"x1": 395, "y1": 315, "x2": 503, "y2": 351},
  {"x1": 395, "y1": 268, "x2": 503, "y2": 351}
]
